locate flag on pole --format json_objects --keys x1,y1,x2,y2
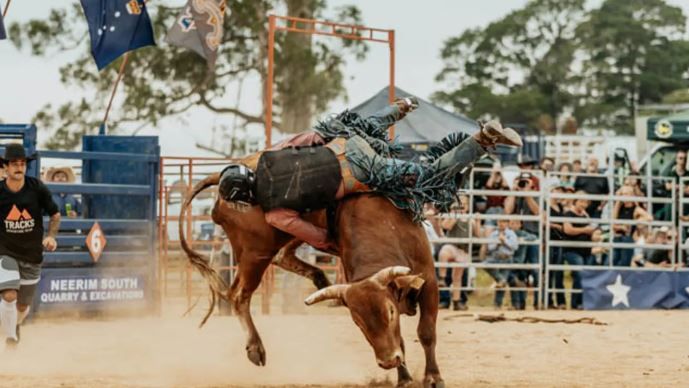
[
  {"x1": 165, "y1": 0, "x2": 226, "y2": 68},
  {"x1": 80, "y1": 0, "x2": 156, "y2": 70},
  {"x1": 0, "y1": 11, "x2": 7, "y2": 40}
]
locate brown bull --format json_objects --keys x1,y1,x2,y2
[{"x1": 180, "y1": 164, "x2": 444, "y2": 387}]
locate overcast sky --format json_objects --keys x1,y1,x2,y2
[{"x1": 1, "y1": 0, "x2": 688, "y2": 156}]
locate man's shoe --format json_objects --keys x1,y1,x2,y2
[
  {"x1": 395, "y1": 97, "x2": 419, "y2": 114},
  {"x1": 5, "y1": 337, "x2": 18, "y2": 349},
  {"x1": 476, "y1": 120, "x2": 523, "y2": 148}
]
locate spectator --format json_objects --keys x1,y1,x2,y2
[
  {"x1": 561, "y1": 193, "x2": 595, "y2": 309},
  {"x1": 506, "y1": 219, "x2": 539, "y2": 310},
  {"x1": 505, "y1": 172, "x2": 540, "y2": 237},
  {"x1": 46, "y1": 167, "x2": 81, "y2": 218},
  {"x1": 658, "y1": 149, "x2": 689, "y2": 221},
  {"x1": 517, "y1": 156, "x2": 541, "y2": 190},
  {"x1": 540, "y1": 157, "x2": 559, "y2": 190},
  {"x1": 557, "y1": 162, "x2": 574, "y2": 190},
  {"x1": 572, "y1": 159, "x2": 583, "y2": 174},
  {"x1": 484, "y1": 162, "x2": 510, "y2": 229},
  {"x1": 485, "y1": 219, "x2": 518, "y2": 308},
  {"x1": 547, "y1": 185, "x2": 567, "y2": 308},
  {"x1": 438, "y1": 196, "x2": 480, "y2": 311},
  {"x1": 612, "y1": 185, "x2": 653, "y2": 266},
  {"x1": 574, "y1": 157, "x2": 609, "y2": 219},
  {"x1": 633, "y1": 227, "x2": 674, "y2": 268},
  {"x1": 540, "y1": 157, "x2": 555, "y2": 174}
]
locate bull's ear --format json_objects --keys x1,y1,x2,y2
[
  {"x1": 391, "y1": 275, "x2": 425, "y2": 316},
  {"x1": 392, "y1": 274, "x2": 425, "y2": 291}
]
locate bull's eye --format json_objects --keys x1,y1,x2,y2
[{"x1": 389, "y1": 305, "x2": 395, "y2": 321}]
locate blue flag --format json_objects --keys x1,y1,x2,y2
[
  {"x1": 0, "y1": 12, "x2": 6, "y2": 40},
  {"x1": 582, "y1": 270, "x2": 689, "y2": 310},
  {"x1": 80, "y1": 0, "x2": 156, "y2": 70}
]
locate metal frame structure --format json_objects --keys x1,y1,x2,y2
[
  {"x1": 428, "y1": 168, "x2": 689, "y2": 310},
  {"x1": 265, "y1": 14, "x2": 395, "y2": 148},
  {"x1": 0, "y1": 125, "x2": 161, "y2": 315}
]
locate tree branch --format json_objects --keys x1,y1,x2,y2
[{"x1": 198, "y1": 92, "x2": 281, "y2": 130}]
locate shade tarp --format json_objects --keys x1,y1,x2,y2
[{"x1": 351, "y1": 86, "x2": 479, "y2": 145}]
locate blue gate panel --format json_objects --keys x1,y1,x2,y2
[{"x1": 82, "y1": 135, "x2": 159, "y2": 220}]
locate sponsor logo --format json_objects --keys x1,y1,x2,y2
[
  {"x1": 4, "y1": 204, "x2": 35, "y2": 233},
  {"x1": 654, "y1": 119, "x2": 673, "y2": 139}
]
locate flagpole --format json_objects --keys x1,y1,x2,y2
[
  {"x1": 100, "y1": 52, "x2": 131, "y2": 135},
  {"x1": 3, "y1": 0, "x2": 12, "y2": 17}
]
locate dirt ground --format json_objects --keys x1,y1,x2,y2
[{"x1": 0, "y1": 307, "x2": 687, "y2": 387}]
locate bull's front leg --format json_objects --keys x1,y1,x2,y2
[
  {"x1": 396, "y1": 337, "x2": 413, "y2": 387},
  {"x1": 230, "y1": 254, "x2": 273, "y2": 366},
  {"x1": 273, "y1": 239, "x2": 332, "y2": 290},
  {"x1": 417, "y1": 278, "x2": 444, "y2": 388}
]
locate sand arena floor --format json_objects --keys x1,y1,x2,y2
[{"x1": 0, "y1": 308, "x2": 687, "y2": 387}]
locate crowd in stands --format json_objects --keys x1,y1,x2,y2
[{"x1": 425, "y1": 151, "x2": 689, "y2": 311}]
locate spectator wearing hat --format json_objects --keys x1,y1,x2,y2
[{"x1": 45, "y1": 167, "x2": 80, "y2": 218}]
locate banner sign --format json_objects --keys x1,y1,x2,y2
[
  {"x1": 35, "y1": 267, "x2": 149, "y2": 312},
  {"x1": 582, "y1": 270, "x2": 689, "y2": 310}
]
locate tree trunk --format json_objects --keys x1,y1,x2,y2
[{"x1": 278, "y1": 0, "x2": 318, "y2": 134}]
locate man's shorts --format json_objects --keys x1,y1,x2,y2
[
  {"x1": 439, "y1": 244, "x2": 470, "y2": 263},
  {"x1": 0, "y1": 255, "x2": 41, "y2": 305}
]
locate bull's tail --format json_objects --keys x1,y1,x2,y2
[{"x1": 178, "y1": 172, "x2": 227, "y2": 326}]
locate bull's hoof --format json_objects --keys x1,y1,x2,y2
[
  {"x1": 396, "y1": 363, "x2": 413, "y2": 387},
  {"x1": 423, "y1": 376, "x2": 445, "y2": 388},
  {"x1": 246, "y1": 343, "x2": 266, "y2": 366}
]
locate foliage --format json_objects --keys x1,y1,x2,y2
[{"x1": 8, "y1": 0, "x2": 367, "y2": 149}]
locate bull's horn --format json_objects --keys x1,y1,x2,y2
[
  {"x1": 371, "y1": 266, "x2": 412, "y2": 286},
  {"x1": 304, "y1": 284, "x2": 349, "y2": 306}
]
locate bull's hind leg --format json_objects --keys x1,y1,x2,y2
[
  {"x1": 416, "y1": 279, "x2": 444, "y2": 388},
  {"x1": 229, "y1": 254, "x2": 273, "y2": 366},
  {"x1": 273, "y1": 239, "x2": 331, "y2": 290}
]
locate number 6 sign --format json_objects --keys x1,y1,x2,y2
[{"x1": 86, "y1": 222, "x2": 107, "y2": 262}]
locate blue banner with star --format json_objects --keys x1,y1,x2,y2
[
  {"x1": 80, "y1": 0, "x2": 156, "y2": 70},
  {"x1": 582, "y1": 270, "x2": 689, "y2": 309}
]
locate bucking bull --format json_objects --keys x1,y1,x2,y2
[{"x1": 179, "y1": 153, "x2": 445, "y2": 387}]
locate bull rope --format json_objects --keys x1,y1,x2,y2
[{"x1": 444, "y1": 313, "x2": 607, "y2": 326}]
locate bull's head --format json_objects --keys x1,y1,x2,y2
[{"x1": 304, "y1": 266, "x2": 424, "y2": 370}]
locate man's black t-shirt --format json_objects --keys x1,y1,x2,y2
[{"x1": 0, "y1": 177, "x2": 59, "y2": 264}]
